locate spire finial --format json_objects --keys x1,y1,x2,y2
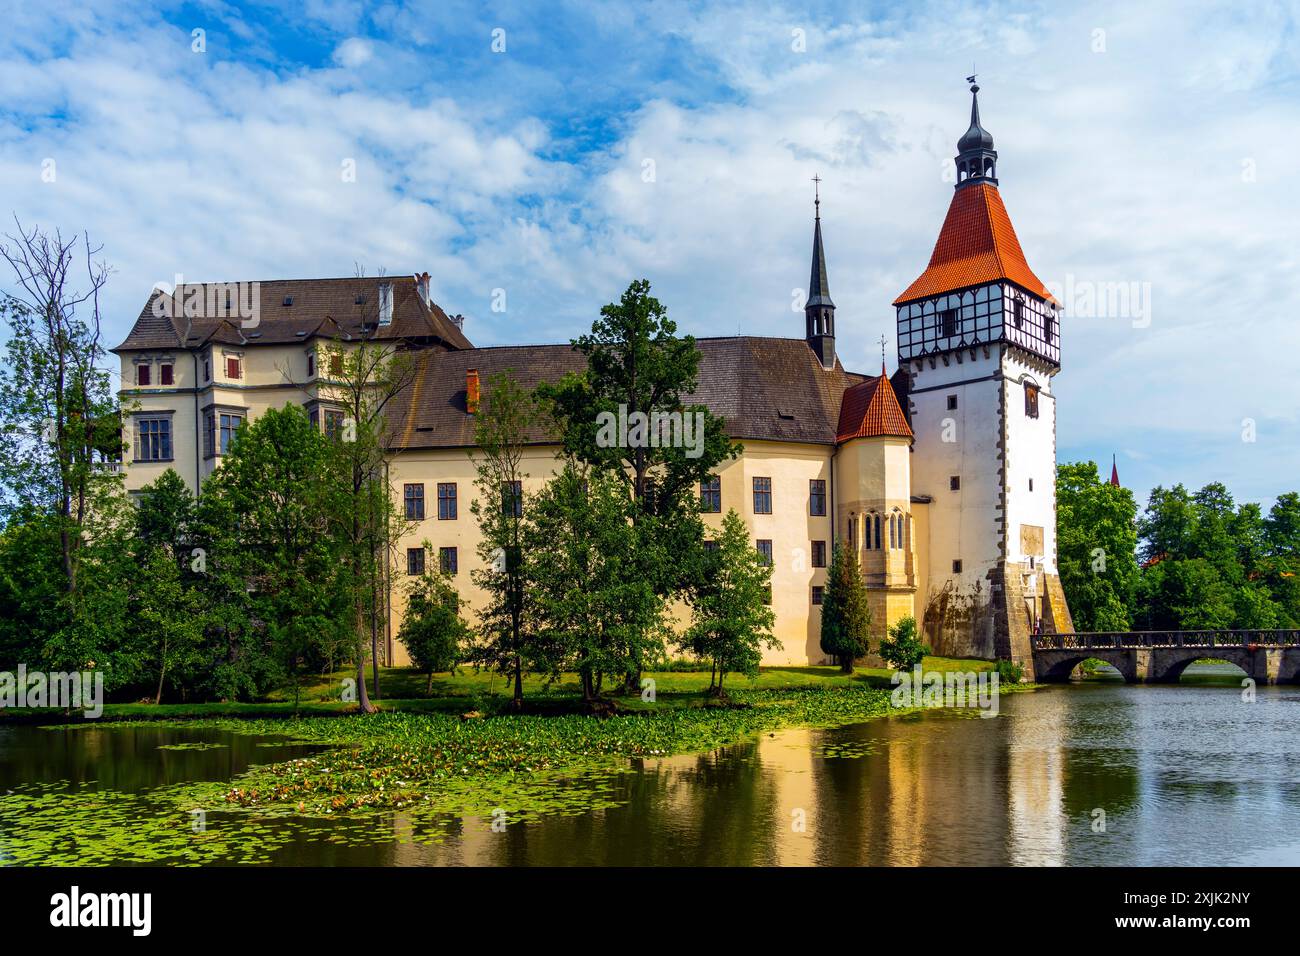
[
  {"x1": 955, "y1": 75, "x2": 997, "y2": 189},
  {"x1": 879, "y1": 333, "x2": 888, "y2": 374},
  {"x1": 812, "y1": 173, "x2": 822, "y2": 216}
]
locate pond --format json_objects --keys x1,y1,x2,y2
[{"x1": 2, "y1": 667, "x2": 1297, "y2": 866}]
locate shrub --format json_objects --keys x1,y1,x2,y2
[{"x1": 877, "y1": 616, "x2": 928, "y2": 671}]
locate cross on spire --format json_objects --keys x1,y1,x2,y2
[{"x1": 811, "y1": 174, "x2": 822, "y2": 214}]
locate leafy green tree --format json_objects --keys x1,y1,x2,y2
[
  {"x1": 0, "y1": 510, "x2": 66, "y2": 669},
  {"x1": 133, "y1": 549, "x2": 207, "y2": 703},
  {"x1": 878, "y1": 615, "x2": 928, "y2": 671},
  {"x1": 536, "y1": 279, "x2": 739, "y2": 690},
  {"x1": 1135, "y1": 482, "x2": 1281, "y2": 629},
  {"x1": 526, "y1": 462, "x2": 659, "y2": 700},
  {"x1": 199, "y1": 405, "x2": 351, "y2": 709},
  {"x1": 469, "y1": 372, "x2": 543, "y2": 709},
  {"x1": 819, "y1": 541, "x2": 871, "y2": 672},
  {"x1": 136, "y1": 469, "x2": 195, "y2": 567},
  {"x1": 398, "y1": 557, "x2": 471, "y2": 694},
  {"x1": 1056, "y1": 461, "x2": 1139, "y2": 631},
  {"x1": 1138, "y1": 558, "x2": 1237, "y2": 630},
  {"x1": 321, "y1": 327, "x2": 417, "y2": 712},
  {"x1": 682, "y1": 509, "x2": 777, "y2": 696}
]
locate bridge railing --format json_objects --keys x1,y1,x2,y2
[{"x1": 1033, "y1": 629, "x2": 1300, "y2": 652}]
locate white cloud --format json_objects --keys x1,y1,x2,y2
[{"x1": 1, "y1": 0, "x2": 1297, "y2": 505}]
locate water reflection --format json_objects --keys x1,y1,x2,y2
[{"x1": 4, "y1": 672, "x2": 1299, "y2": 866}]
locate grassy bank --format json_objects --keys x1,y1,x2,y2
[{"x1": 1, "y1": 657, "x2": 999, "y2": 722}]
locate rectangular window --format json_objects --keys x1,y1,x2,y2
[
  {"x1": 1024, "y1": 383, "x2": 1040, "y2": 419},
  {"x1": 437, "y1": 482, "x2": 458, "y2": 520},
  {"x1": 952, "y1": 559, "x2": 963, "y2": 574},
  {"x1": 407, "y1": 547, "x2": 425, "y2": 576},
  {"x1": 502, "y1": 480, "x2": 523, "y2": 517},
  {"x1": 439, "y1": 547, "x2": 458, "y2": 575},
  {"x1": 941, "y1": 309, "x2": 958, "y2": 338},
  {"x1": 324, "y1": 409, "x2": 345, "y2": 440},
  {"x1": 160, "y1": 364, "x2": 173, "y2": 386},
  {"x1": 1028, "y1": 478, "x2": 1034, "y2": 492},
  {"x1": 306, "y1": 353, "x2": 315, "y2": 377},
  {"x1": 226, "y1": 355, "x2": 241, "y2": 379},
  {"x1": 136, "y1": 364, "x2": 151, "y2": 386},
  {"x1": 699, "y1": 476, "x2": 721, "y2": 513},
  {"x1": 330, "y1": 353, "x2": 343, "y2": 376},
  {"x1": 203, "y1": 358, "x2": 210, "y2": 380},
  {"x1": 809, "y1": 479, "x2": 827, "y2": 516},
  {"x1": 756, "y1": 539, "x2": 773, "y2": 565},
  {"x1": 947, "y1": 394, "x2": 958, "y2": 410},
  {"x1": 812, "y1": 540, "x2": 826, "y2": 568},
  {"x1": 219, "y1": 412, "x2": 242, "y2": 455},
  {"x1": 135, "y1": 417, "x2": 171, "y2": 462},
  {"x1": 703, "y1": 540, "x2": 719, "y2": 553},
  {"x1": 812, "y1": 586, "x2": 824, "y2": 606},
  {"x1": 1045, "y1": 310, "x2": 1055, "y2": 343},
  {"x1": 404, "y1": 483, "x2": 425, "y2": 520},
  {"x1": 309, "y1": 408, "x2": 320, "y2": 430},
  {"x1": 1013, "y1": 298, "x2": 1024, "y2": 328},
  {"x1": 752, "y1": 477, "x2": 772, "y2": 514},
  {"x1": 950, "y1": 475, "x2": 961, "y2": 491}
]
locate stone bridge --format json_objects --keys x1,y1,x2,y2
[{"x1": 1032, "y1": 630, "x2": 1300, "y2": 684}]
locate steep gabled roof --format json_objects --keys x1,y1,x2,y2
[
  {"x1": 386, "y1": 337, "x2": 869, "y2": 450},
  {"x1": 893, "y1": 182, "x2": 1054, "y2": 306},
  {"x1": 112, "y1": 275, "x2": 472, "y2": 353},
  {"x1": 836, "y1": 370, "x2": 912, "y2": 442}
]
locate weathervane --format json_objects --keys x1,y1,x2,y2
[{"x1": 878, "y1": 334, "x2": 888, "y2": 369}]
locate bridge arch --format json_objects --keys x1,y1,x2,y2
[
  {"x1": 1035, "y1": 650, "x2": 1138, "y2": 683},
  {"x1": 1148, "y1": 648, "x2": 1258, "y2": 684}
]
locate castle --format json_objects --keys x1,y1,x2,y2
[{"x1": 113, "y1": 85, "x2": 1071, "y2": 678}]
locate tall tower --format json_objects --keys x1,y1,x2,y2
[
  {"x1": 892, "y1": 80, "x2": 1072, "y2": 677},
  {"x1": 805, "y1": 179, "x2": 836, "y2": 369}
]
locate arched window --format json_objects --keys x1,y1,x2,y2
[{"x1": 874, "y1": 514, "x2": 882, "y2": 550}]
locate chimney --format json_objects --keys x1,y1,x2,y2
[
  {"x1": 450, "y1": 313, "x2": 465, "y2": 330},
  {"x1": 415, "y1": 271, "x2": 431, "y2": 308},
  {"x1": 466, "y1": 368, "x2": 480, "y2": 414}
]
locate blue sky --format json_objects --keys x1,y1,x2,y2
[{"x1": 2, "y1": 0, "x2": 1299, "y2": 509}]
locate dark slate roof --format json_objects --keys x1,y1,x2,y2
[
  {"x1": 388, "y1": 336, "x2": 868, "y2": 450},
  {"x1": 112, "y1": 275, "x2": 472, "y2": 353}
]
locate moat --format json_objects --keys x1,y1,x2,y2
[{"x1": 2, "y1": 666, "x2": 1296, "y2": 866}]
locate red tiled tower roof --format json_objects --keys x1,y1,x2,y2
[
  {"x1": 893, "y1": 182, "x2": 1055, "y2": 306},
  {"x1": 836, "y1": 369, "x2": 912, "y2": 443}
]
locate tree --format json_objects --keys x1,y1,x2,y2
[
  {"x1": 0, "y1": 221, "x2": 121, "y2": 598},
  {"x1": 398, "y1": 557, "x2": 471, "y2": 694},
  {"x1": 878, "y1": 615, "x2": 928, "y2": 671},
  {"x1": 682, "y1": 509, "x2": 777, "y2": 696},
  {"x1": 132, "y1": 469, "x2": 207, "y2": 703},
  {"x1": 469, "y1": 372, "x2": 543, "y2": 709},
  {"x1": 1056, "y1": 461, "x2": 1139, "y2": 631},
  {"x1": 0, "y1": 222, "x2": 125, "y2": 676},
  {"x1": 1135, "y1": 481, "x2": 1282, "y2": 630},
  {"x1": 318, "y1": 301, "x2": 418, "y2": 712},
  {"x1": 536, "y1": 279, "x2": 739, "y2": 690},
  {"x1": 526, "y1": 461, "x2": 658, "y2": 701},
  {"x1": 199, "y1": 405, "x2": 351, "y2": 709},
  {"x1": 819, "y1": 541, "x2": 871, "y2": 672},
  {"x1": 133, "y1": 549, "x2": 207, "y2": 704}
]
